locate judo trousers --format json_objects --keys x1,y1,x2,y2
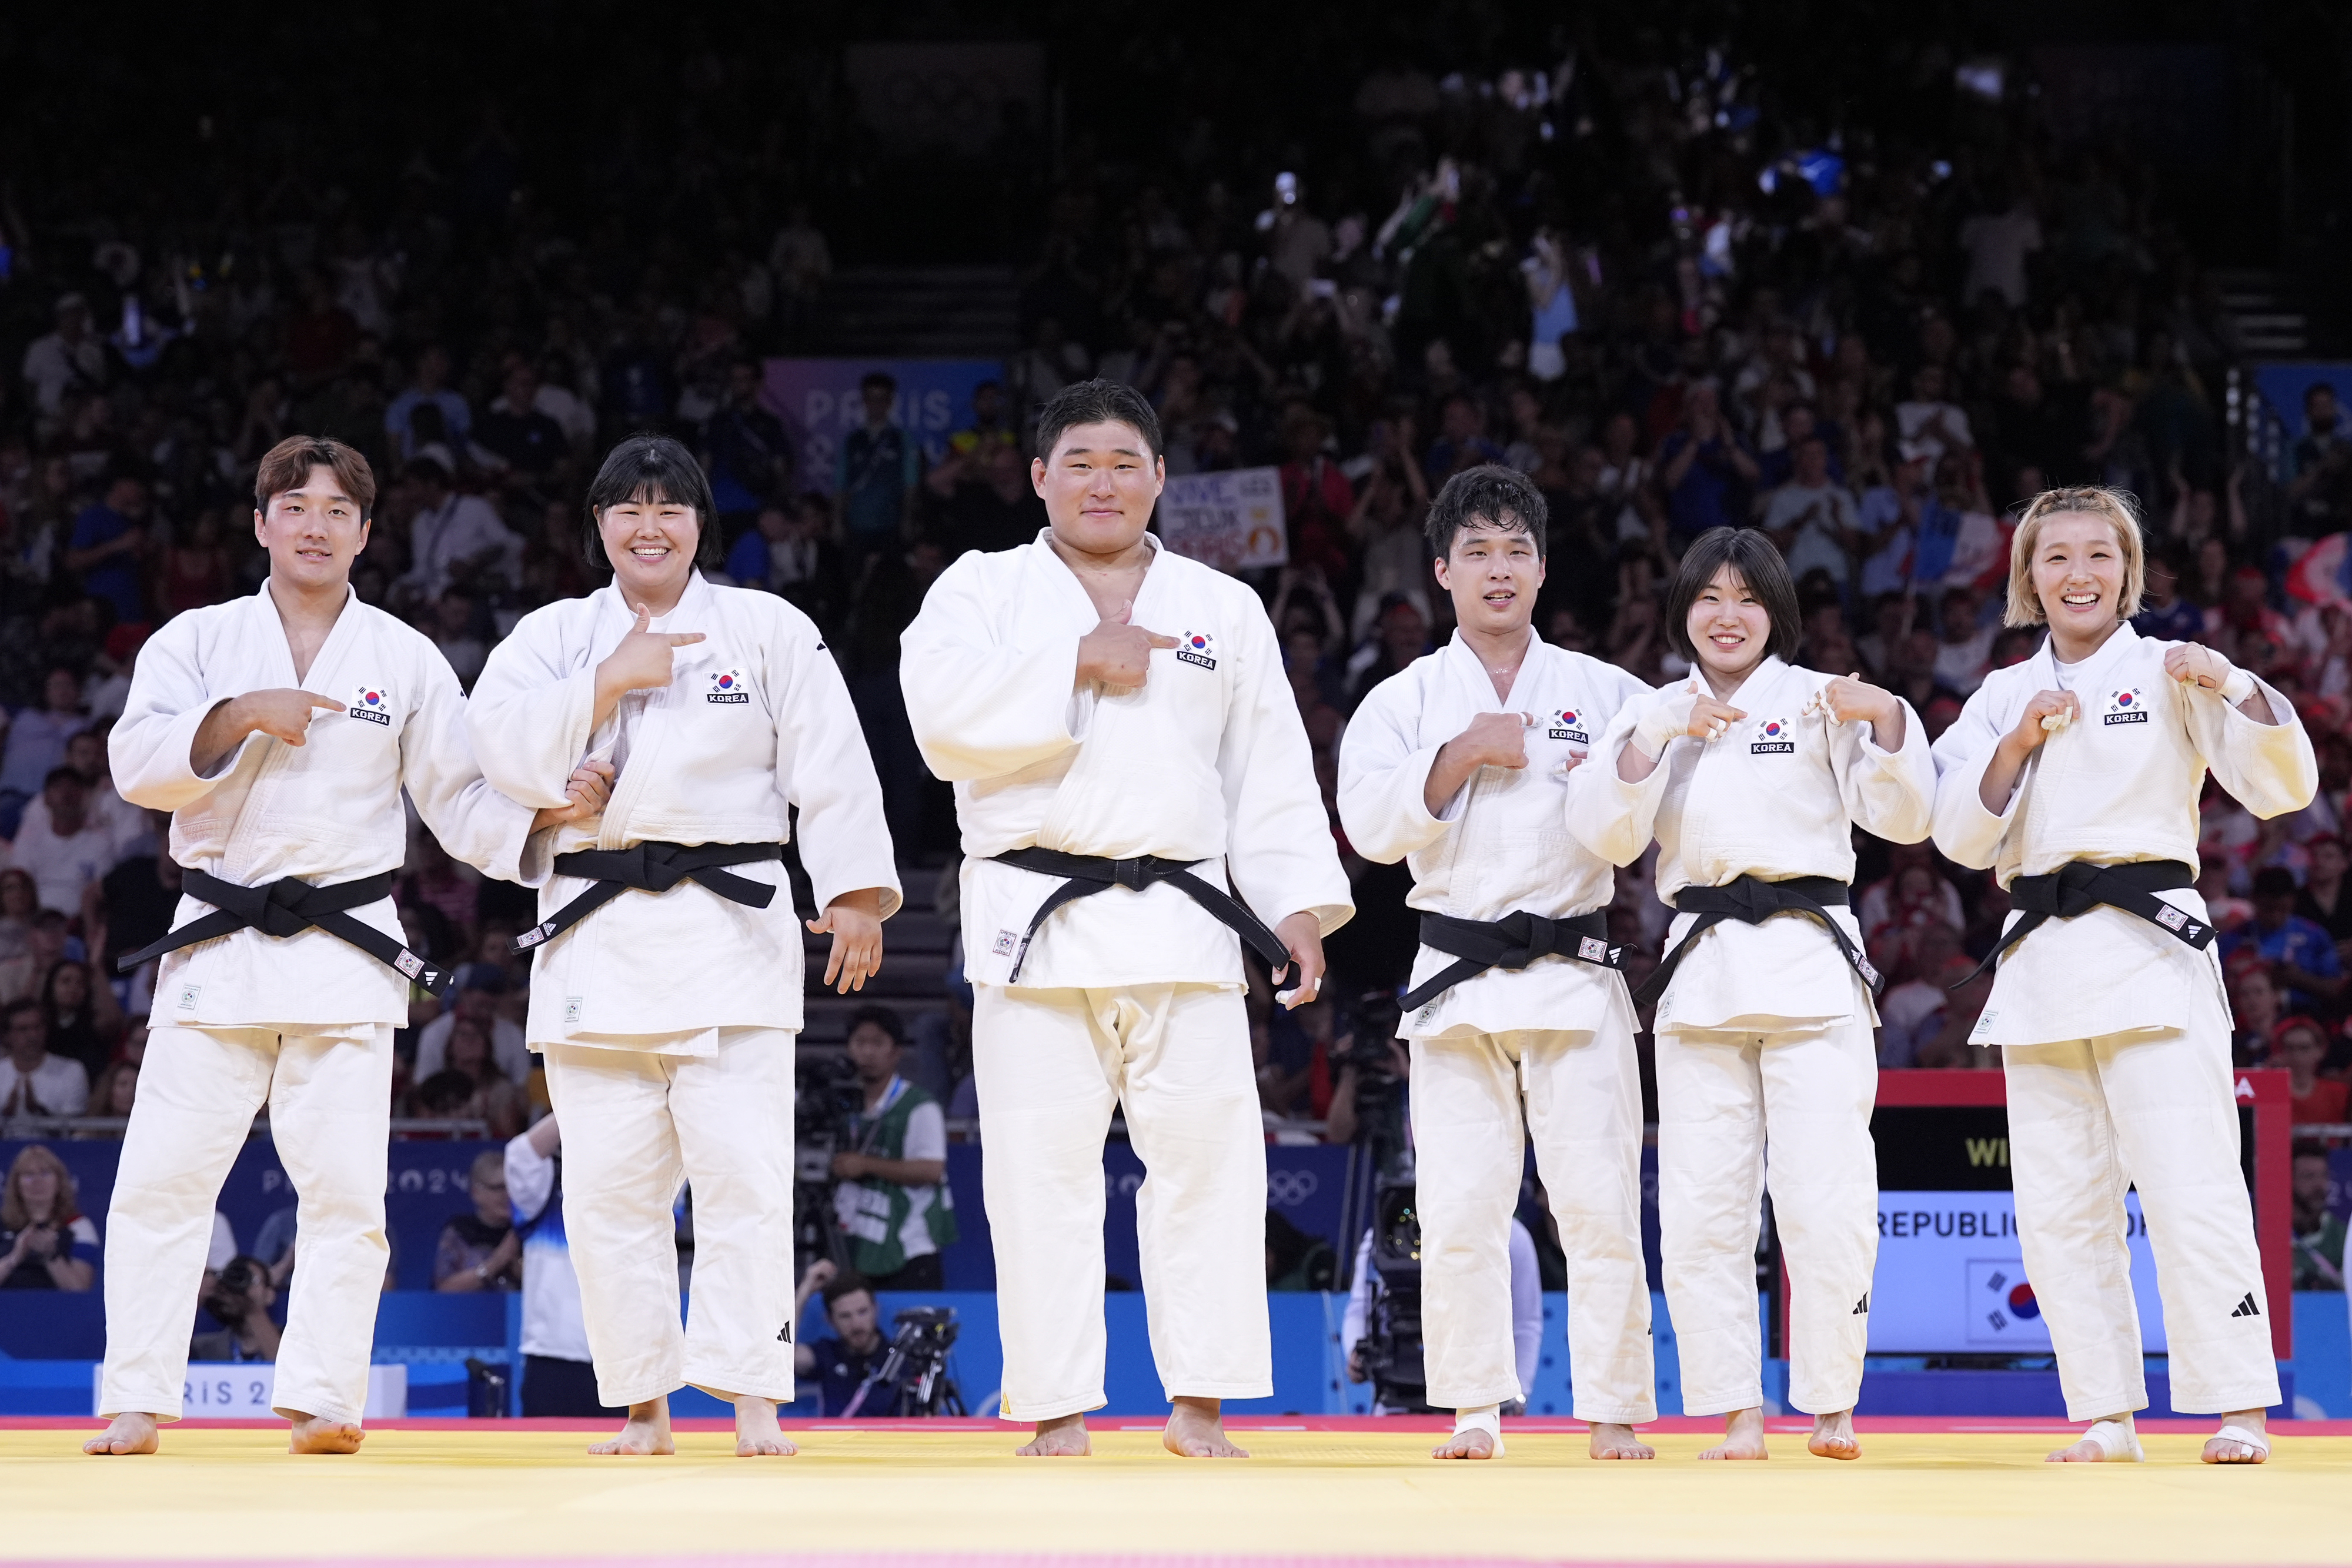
[
  {"x1": 1655, "y1": 1015, "x2": 1879, "y2": 1417},
  {"x1": 100, "y1": 1024, "x2": 395, "y2": 1424},
  {"x1": 2002, "y1": 979, "x2": 2280, "y2": 1420},
  {"x1": 543, "y1": 1029, "x2": 797, "y2": 1408},
  {"x1": 1409, "y1": 1028, "x2": 1655, "y2": 1421},
  {"x1": 973, "y1": 982, "x2": 1269, "y2": 1420}
]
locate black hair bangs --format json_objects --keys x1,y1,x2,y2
[{"x1": 581, "y1": 433, "x2": 723, "y2": 572}]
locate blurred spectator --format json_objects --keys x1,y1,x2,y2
[
  {"x1": 62, "y1": 474, "x2": 149, "y2": 626},
  {"x1": 18, "y1": 730, "x2": 146, "y2": 864},
  {"x1": 2288, "y1": 383, "x2": 2352, "y2": 538},
  {"x1": 13, "y1": 767, "x2": 116, "y2": 917},
  {"x1": 830, "y1": 1005, "x2": 956, "y2": 1290},
  {"x1": 88, "y1": 1058, "x2": 137, "y2": 1119},
  {"x1": 96, "y1": 823, "x2": 181, "y2": 977},
  {"x1": 0, "y1": 998, "x2": 88, "y2": 1115},
  {"x1": 0, "y1": 871, "x2": 33, "y2": 966},
  {"x1": 190, "y1": 1255, "x2": 279, "y2": 1360},
  {"x1": 413, "y1": 975, "x2": 529, "y2": 1084},
  {"x1": 433, "y1": 1149, "x2": 522, "y2": 1292},
  {"x1": 402, "y1": 459, "x2": 521, "y2": 599},
  {"x1": 476, "y1": 360, "x2": 569, "y2": 481},
  {"x1": 791, "y1": 1261, "x2": 890, "y2": 1417},
  {"x1": 2222, "y1": 868, "x2": 2345, "y2": 1015},
  {"x1": 836, "y1": 372, "x2": 919, "y2": 580},
  {"x1": 400, "y1": 834, "x2": 482, "y2": 946},
  {"x1": 702, "y1": 359, "x2": 793, "y2": 531},
  {"x1": 2278, "y1": 1017, "x2": 2348, "y2": 1129},
  {"x1": 156, "y1": 508, "x2": 234, "y2": 618},
  {"x1": 385, "y1": 345, "x2": 472, "y2": 463},
  {"x1": 20, "y1": 294, "x2": 105, "y2": 421},
  {"x1": 2291, "y1": 1144, "x2": 2344, "y2": 1290},
  {"x1": 0, "y1": 667, "x2": 89, "y2": 833},
  {"x1": 0, "y1": 1144, "x2": 96, "y2": 1289},
  {"x1": 1656, "y1": 385, "x2": 1757, "y2": 546},
  {"x1": 2227, "y1": 958, "x2": 2283, "y2": 1066},
  {"x1": 41, "y1": 959, "x2": 121, "y2": 1081},
  {"x1": 1756, "y1": 436, "x2": 1856, "y2": 588},
  {"x1": 506, "y1": 1115, "x2": 618, "y2": 1417}
]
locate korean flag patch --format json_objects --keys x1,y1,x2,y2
[
  {"x1": 707, "y1": 668, "x2": 750, "y2": 704},
  {"x1": 1176, "y1": 630, "x2": 1218, "y2": 671},
  {"x1": 349, "y1": 683, "x2": 394, "y2": 726},
  {"x1": 1549, "y1": 708, "x2": 1589, "y2": 743}
]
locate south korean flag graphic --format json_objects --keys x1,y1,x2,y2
[
  {"x1": 707, "y1": 668, "x2": 750, "y2": 704},
  {"x1": 2104, "y1": 686, "x2": 2149, "y2": 726},
  {"x1": 348, "y1": 683, "x2": 393, "y2": 726},
  {"x1": 1548, "y1": 707, "x2": 1589, "y2": 743},
  {"x1": 1176, "y1": 630, "x2": 1218, "y2": 671},
  {"x1": 1750, "y1": 716, "x2": 1795, "y2": 754}
]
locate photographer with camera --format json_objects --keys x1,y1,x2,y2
[
  {"x1": 790, "y1": 1259, "x2": 962, "y2": 1417},
  {"x1": 191, "y1": 1255, "x2": 282, "y2": 1364},
  {"x1": 830, "y1": 1005, "x2": 957, "y2": 1291}
]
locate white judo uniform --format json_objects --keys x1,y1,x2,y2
[
  {"x1": 1337, "y1": 631, "x2": 1656, "y2": 1421},
  {"x1": 900, "y1": 529, "x2": 1352, "y2": 1420},
  {"x1": 101, "y1": 584, "x2": 534, "y2": 1424},
  {"x1": 1931, "y1": 625, "x2": 2313, "y2": 1420},
  {"x1": 1567, "y1": 656, "x2": 1936, "y2": 1417},
  {"x1": 469, "y1": 570, "x2": 900, "y2": 1408}
]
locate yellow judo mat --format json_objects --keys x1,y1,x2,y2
[{"x1": 0, "y1": 1424, "x2": 2338, "y2": 1566}]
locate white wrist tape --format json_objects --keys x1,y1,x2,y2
[
  {"x1": 1631, "y1": 689, "x2": 1699, "y2": 760},
  {"x1": 2219, "y1": 667, "x2": 2256, "y2": 706}
]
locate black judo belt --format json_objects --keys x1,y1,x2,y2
[
  {"x1": 514, "y1": 841, "x2": 786, "y2": 955},
  {"x1": 1633, "y1": 874, "x2": 1879, "y2": 1009},
  {"x1": 1952, "y1": 858, "x2": 2207, "y2": 989},
  {"x1": 988, "y1": 845, "x2": 1289, "y2": 984},
  {"x1": 117, "y1": 868, "x2": 454, "y2": 998},
  {"x1": 1398, "y1": 910, "x2": 1625, "y2": 1012}
]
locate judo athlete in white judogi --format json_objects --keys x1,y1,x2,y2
[
  {"x1": 469, "y1": 435, "x2": 900, "y2": 1459},
  {"x1": 1568, "y1": 526, "x2": 1936, "y2": 1462},
  {"x1": 1931, "y1": 486, "x2": 2313, "y2": 1466},
  {"x1": 901, "y1": 380, "x2": 1352, "y2": 1459},
  {"x1": 1337, "y1": 464, "x2": 1656, "y2": 1462},
  {"x1": 87, "y1": 437, "x2": 605, "y2": 1457}
]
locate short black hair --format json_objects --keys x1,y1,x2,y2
[
  {"x1": 1663, "y1": 527, "x2": 1804, "y2": 665},
  {"x1": 846, "y1": 1004, "x2": 906, "y2": 1047},
  {"x1": 1035, "y1": 379, "x2": 1163, "y2": 463},
  {"x1": 1425, "y1": 464, "x2": 1548, "y2": 562},
  {"x1": 861, "y1": 370, "x2": 897, "y2": 393},
  {"x1": 822, "y1": 1269, "x2": 876, "y2": 1311},
  {"x1": 582, "y1": 434, "x2": 723, "y2": 573},
  {"x1": 2253, "y1": 865, "x2": 2299, "y2": 900},
  {"x1": 2308, "y1": 382, "x2": 2337, "y2": 404},
  {"x1": 41, "y1": 766, "x2": 83, "y2": 794}
]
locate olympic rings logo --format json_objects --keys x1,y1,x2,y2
[{"x1": 1266, "y1": 1170, "x2": 1319, "y2": 1207}]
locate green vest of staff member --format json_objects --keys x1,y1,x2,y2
[{"x1": 831, "y1": 1006, "x2": 958, "y2": 1282}]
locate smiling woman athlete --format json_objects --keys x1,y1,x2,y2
[
  {"x1": 1567, "y1": 525, "x2": 1936, "y2": 1463},
  {"x1": 1930, "y1": 486, "x2": 2313, "y2": 1466},
  {"x1": 466, "y1": 434, "x2": 900, "y2": 1459}
]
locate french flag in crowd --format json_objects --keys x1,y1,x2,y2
[{"x1": 2286, "y1": 532, "x2": 2352, "y2": 606}]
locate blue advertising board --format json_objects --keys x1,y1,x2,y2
[{"x1": 760, "y1": 357, "x2": 1002, "y2": 488}]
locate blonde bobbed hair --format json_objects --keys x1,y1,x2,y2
[{"x1": 2003, "y1": 485, "x2": 2146, "y2": 628}]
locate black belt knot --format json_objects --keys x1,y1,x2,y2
[
  {"x1": 1398, "y1": 907, "x2": 1623, "y2": 1013},
  {"x1": 1954, "y1": 858, "x2": 2204, "y2": 989},
  {"x1": 1634, "y1": 874, "x2": 1875, "y2": 1009},
  {"x1": 516, "y1": 841, "x2": 786, "y2": 954},
  {"x1": 987, "y1": 845, "x2": 1291, "y2": 984},
  {"x1": 116, "y1": 867, "x2": 452, "y2": 998}
]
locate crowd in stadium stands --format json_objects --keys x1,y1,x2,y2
[{"x1": 0, "y1": 18, "x2": 2341, "y2": 1292}]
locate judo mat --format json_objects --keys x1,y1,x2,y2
[{"x1": 2, "y1": 1416, "x2": 2341, "y2": 1567}]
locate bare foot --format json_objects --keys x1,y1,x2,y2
[
  {"x1": 1015, "y1": 1412, "x2": 1091, "y2": 1457},
  {"x1": 1698, "y1": 1407, "x2": 1769, "y2": 1460},
  {"x1": 2047, "y1": 1414, "x2": 2140, "y2": 1463},
  {"x1": 587, "y1": 1398, "x2": 674, "y2": 1456},
  {"x1": 2201, "y1": 1410, "x2": 2268, "y2": 1465},
  {"x1": 1432, "y1": 1426, "x2": 1498, "y2": 1460},
  {"x1": 733, "y1": 1395, "x2": 797, "y2": 1457},
  {"x1": 286, "y1": 1412, "x2": 366, "y2": 1455},
  {"x1": 1807, "y1": 1409, "x2": 1859, "y2": 1460},
  {"x1": 83, "y1": 1412, "x2": 159, "y2": 1456},
  {"x1": 1589, "y1": 1422, "x2": 1655, "y2": 1460},
  {"x1": 1163, "y1": 1396, "x2": 1248, "y2": 1459}
]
